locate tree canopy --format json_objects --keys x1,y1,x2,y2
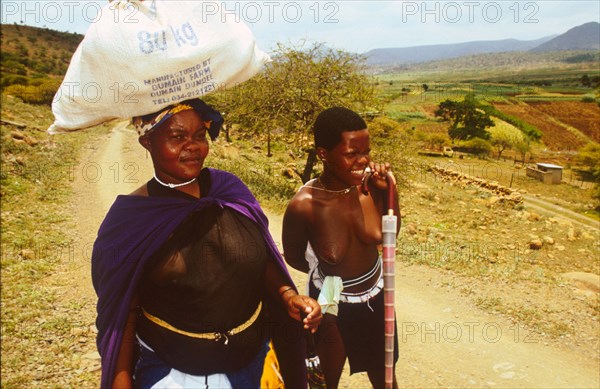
[
  {"x1": 488, "y1": 118, "x2": 527, "y2": 159},
  {"x1": 435, "y1": 95, "x2": 495, "y2": 141},
  {"x1": 210, "y1": 42, "x2": 379, "y2": 181},
  {"x1": 214, "y1": 42, "x2": 377, "y2": 139}
]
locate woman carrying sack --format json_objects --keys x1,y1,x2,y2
[
  {"x1": 48, "y1": 2, "x2": 322, "y2": 388},
  {"x1": 92, "y1": 99, "x2": 321, "y2": 388}
]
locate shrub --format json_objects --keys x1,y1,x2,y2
[
  {"x1": 1, "y1": 74, "x2": 28, "y2": 87},
  {"x1": 2, "y1": 60, "x2": 27, "y2": 75},
  {"x1": 4, "y1": 79, "x2": 60, "y2": 105},
  {"x1": 456, "y1": 138, "x2": 492, "y2": 157},
  {"x1": 368, "y1": 116, "x2": 401, "y2": 139},
  {"x1": 425, "y1": 133, "x2": 450, "y2": 149},
  {"x1": 575, "y1": 143, "x2": 600, "y2": 208}
]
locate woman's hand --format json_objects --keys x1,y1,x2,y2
[
  {"x1": 367, "y1": 161, "x2": 394, "y2": 191},
  {"x1": 280, "y1": 288, "x2": 322, "y2": 333}
]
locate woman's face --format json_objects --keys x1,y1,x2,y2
[
  {"x1": 141, "y1": 109, "x2": 209, "y2": 184},
  {"x1": 321, "y1": 129, "x2": 371, "y2": 187}
]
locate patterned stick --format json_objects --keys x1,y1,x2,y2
[{"x1": 382, "y1": 173, "x2": 397, "y2": 389}]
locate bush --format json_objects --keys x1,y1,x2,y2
[
  {"x1": 368, "y1": 116, "x2": 401, "y2": 139},
  {"x1": 4, "y1": 79, "x2": 60, "y2": 105},
  {"x1": 2, "y1": 59, "x2": 27, "y2": 75},
  {"x1": 33, "y1": 62, "x2": 54, "y2": 74},
  {"x1": 576, "y1": 143, "x2": 600, "y2": 175},
  {"x1": 425, "y1": 133, "x2": 450, "y2": 149},
  {"x1": 575, "y1": 143, "x2": 600, "y2": 208},
  {"x1": 1, "y1": 74, "x2": 28, "y2": 87},
  {"x1": 455, "y1": 138, "x2": 492, "y2": 157}
]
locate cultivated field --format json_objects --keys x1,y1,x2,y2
[
  {"x1": 492, "y1": 100, "x2": 588, "y2": 151},
  {"x1": 527, "y1": 100, "x2": 600, "y2": 143}
]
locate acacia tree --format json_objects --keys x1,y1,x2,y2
[
  {"x1": 576, "y1": 143, "x2": 600, "y2": 208},
  {"x1": 435, "y1": 94, "x2": 495, "y2": 141},
  {"x1": 211, "y1": 42, "x2": 379, "y2": 182},
  {"x1": 488, "y1": 121, "x2": 526, "y2": 160},
  {"x1": 490, "y1": 132, "x2": 513, "y2": 160},
  {"x1": 513, "y1": 137, "x2": 531, "y2": 163}
]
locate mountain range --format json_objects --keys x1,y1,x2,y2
[{"x1": 365, "y1": 21, "x2": 600, "y2": 66}]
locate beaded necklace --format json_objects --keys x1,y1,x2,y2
[
  {"x1": 309, "y1": 177, "x2": 355, "y2": 195},
  {"x1": 153, "y1": 173, "x2": 197, "y2": 188}
]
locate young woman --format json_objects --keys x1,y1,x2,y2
[
  {"x1": 91, "y1": 99, "x2": 322, "y2": 389},
  {"x1": 282, "y1": 107, "x2": 400, "y2": 388}
]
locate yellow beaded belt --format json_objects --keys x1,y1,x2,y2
[{"x1": 141, "y1": 302, "x2": 262, "y2": 345}]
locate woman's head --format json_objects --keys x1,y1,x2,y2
[
  {"x1": 134, "y1": 100, "x2": 223, "y2": 185},
  {"x1": 313, "y1": 107, "x2": 367, "y2": 151},
  {"x1": 313, "y1": 107, "x2": 371, "y2": 187}
]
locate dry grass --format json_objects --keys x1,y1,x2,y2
[{"x1": 1, "y1": 95, "x2": 109, "y2": 388}]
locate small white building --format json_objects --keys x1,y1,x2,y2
[{"x1": 526, "y1": 163, "x2": 563, "y2": 184}]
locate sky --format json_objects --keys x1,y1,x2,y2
[{"x1": 1, "y1": 1, "x2": 599, "y2": 54}]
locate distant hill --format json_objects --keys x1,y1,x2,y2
[
  {"x1": 365, "y1": 37, "x2": 554, "y2": 66},
  {"x1": 0, "y1": 24, "x2": 82, "y2": 84},
  {"x1": 0, "y1": 24, "x2": 83, "y2": 103},
  {"x1": 366, "y1": 21, "x2": 599, "y2": 66},
  {"x1": 375, "y1": 50, "x2": 600, "y2": 81},
  {"x1": 531, "y1": 22, "x2": 600, "y2": 52}
]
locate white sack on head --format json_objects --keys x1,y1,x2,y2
[{"x1": 49, "y1": 0, "x2": 270, "y2": 134}]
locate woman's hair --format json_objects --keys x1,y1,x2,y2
[{"x1": 313, "y1": 107, "x2": 367, "y2": 150}]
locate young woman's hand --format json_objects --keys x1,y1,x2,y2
[
  {"x1": 281, "y1": 291, "x2": 322, "y2": 333},
  {"x1": 368, "y1": 161, "x2": 394, "y2": 191}
]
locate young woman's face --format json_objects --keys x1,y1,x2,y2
[
  {"x1": 322, "y1": 129, "x2": 371, "y2": 187},
  {"x1": 142, "y1": 109, "x2": 209, "y2": 184}
]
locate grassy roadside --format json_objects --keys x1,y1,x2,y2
[{"x1": 1, "y1": 94, "x2": 109, "y2": 387}]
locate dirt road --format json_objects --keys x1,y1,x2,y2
[
  {"x1": 522, "y1": 194, "x2": 599, "y2": 230},
  {"x1": 66, "y1": 126, "x2": 599, "y2": 388}
]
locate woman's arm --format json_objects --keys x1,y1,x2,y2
[
  {"x1": 281, "y1": 198, "x2": 310, "y2": 273},
  {"x1": 264, "y1": 259, "x2": 321, "y2": 332},
  {"x1": 111, "y1": 295, "x2": 139, "y2": 389}
]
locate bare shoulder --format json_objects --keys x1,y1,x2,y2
[
  {"x1": 283, "y1": 183, "x2": 315, "y2": 243},
  {"x1": 286, "y1": 181, "x2": 317, "y2": 215},
  {"x1": 128, "y1": 183, "x2": 149, "y2": 197}
]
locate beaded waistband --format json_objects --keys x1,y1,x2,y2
[
  {"x1": 141, "y1": 302, "x2": 262, "y2": 345},
  {"x1": 311, "y1": 257, "x2": 383, "y2": 304},
  {"x1": 317, "y1": 257, "x2": 382, "y2": 289}
]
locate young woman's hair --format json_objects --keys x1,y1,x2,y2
[{"x1": 313, "y1": 107, "x2": 367, "y2": 150}]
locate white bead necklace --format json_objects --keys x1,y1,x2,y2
[
  {"x1": 153, "y1": 173, "x2": 197, "y2": 188},
  {"x1": 310, "y1": 177, "x2": 355, "y2": 195}
]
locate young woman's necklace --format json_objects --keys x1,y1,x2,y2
[
  {"x1": 312, "y1": 177, "x2": 355, "y2": 195},
  {"x1": 153, "y1": 173, "x2": 197, "y2": 188}
]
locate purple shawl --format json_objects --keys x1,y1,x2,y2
[{"x1": 91, "y1": 168, "x2": 294, "y2": 388}]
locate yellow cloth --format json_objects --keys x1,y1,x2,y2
[
  {"x1": 260, "y1": 342, "x2": 285, "y2": 388},
  {"x1": 318, "y1": 276, "x2": 344, "y2": 316}
]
